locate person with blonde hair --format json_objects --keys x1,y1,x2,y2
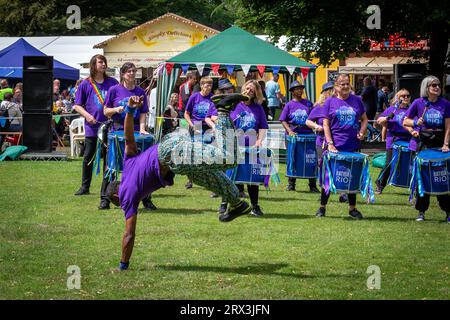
[
  {"x1": 403, "y1": 75, "x2": 450, "y2": 222},
  {"x1": 224, "y1": 80, "x2": 268, "y2": 217},
  {"x1": 375, "y1": 88, "x2": 415, "y2": 194}
]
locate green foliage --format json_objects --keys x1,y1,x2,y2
[{"x1": 0, "y1": 160, "x2": 449, "y2": 299}]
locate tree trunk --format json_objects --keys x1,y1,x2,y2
[{"x1": 428, "y1": 25, "x2": 449, "y2": 84}]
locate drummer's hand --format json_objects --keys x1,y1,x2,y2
[
  {"x1": 328, "y1": 145, "x2": 338, "y2": 153},
  {"x1": 255, "y1": 139, "x2": 263, "y2": 147},
  {"x1": 288, "y1": 130, "x2": 296, "y2": 136},
  {"x1": 442, "y1": 144, "x2": 449, "y2": 152},
  {"x1": 357, "y1": 132, "x2": 365, "y2": 140},
  {"x1": 115, "y1": 106, "x2": 124, "y2": 114},
  {"x1": 315, "y1": 125, "x2": 323, "y2": 133},
  {"x1": 128, "y1": 96, "x2": 143, "y2": 108},
  {"x1": 85, "y1": 114, "x2": 97, "y2": 125},
  {"x1": 416, "y1": 118, "x2": 424, "y2": 126},
  {"x1": 411, "y1": 130, "x2": 420, "y2": 138},
  {"x1": 140, "y1": 129, "x2": 149, "y2": 135}
]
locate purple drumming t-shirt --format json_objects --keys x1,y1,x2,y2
[
  {"x1": 74, "y1": 77, "x2": 119, "y2": 137},
  {"x1": 379, "y1": 105, "x2": 412, "y2": 149},
  {"x1": 119, "y1": 145, "x2": 174, "y2": 220},
  {"x1": 279, "y1": 99, "x2": 313, "y2": 134},
  {"x1": 205, "y1": 104, "x2": 218, "y2": 118},
  {"x1": 323, "y1": 94, "x2": 365, "y2": 152},
  {"x1": 185, "y1": 92, "x2": 215, "y2": 124},
  {"x1": 104, "y1": 84, "x2": 149, "y2": 131},
  {"x1": 406, "y1": 97, "x2": 450, "y2": 131},
  {"x1": 231, "y1": 101, "x2": 269, "y2": 147},
  {"x1": 307, "y1": 104, "x2": 326, "y2": 147}
]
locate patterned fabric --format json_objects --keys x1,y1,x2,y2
[{"x1": 158, "y1": 111, "x2": 240, "y2": 205}]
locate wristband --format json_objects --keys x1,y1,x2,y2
[
  {"x1": 119, "y1": 261, "x2": 129, "y2": 270},
  {"x1": 125, "y1": 105, "x2": 136, "y2": 115}
]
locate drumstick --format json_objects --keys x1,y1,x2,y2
[{"x1": 387, "y1": 98, "x2": 402, "y2": 120}]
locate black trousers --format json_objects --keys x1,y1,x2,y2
[
  {"x1": 237, "y1": 184, "x2": 259, "y2": 206},
  {"x1": 376, "y1": 148, "x2": 393, "y2": 188},
  {"x1": 81, "y1": 136, "x2": 110, "y2": 202},
  {"x1": 320, "y1": 189, "x2": 356, "y2": 206}
]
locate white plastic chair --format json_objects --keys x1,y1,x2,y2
[{"x1": 69, "y1": 117, "x2": 85, "y2": 157}]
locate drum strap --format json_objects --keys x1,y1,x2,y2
[{"x1": 88, "y1": 78, "x2": 105, "y2": 106}]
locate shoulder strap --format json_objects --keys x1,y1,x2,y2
[{"x1": 88, "y1": 78, "x2": 105, "y2": 106}]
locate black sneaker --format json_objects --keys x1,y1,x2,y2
[
  {"x1": 74, "y1": 187, "x2": 89, "y2": 196},
  {"x1": 98, "y1": 200, "x2": 110, "y2": 210},
  {"x1": 218, "y1": 202, "x2": 227, "y2": 214},
  {"x1": 349, "y1": 208, "x2": 363, "y2": 220},
  {"x1": 285, "y1": 184, "x2": 295, "y2": 191},
  {"x1": 185, "y1": 181, "x2": 193, "y2": 189},
  {"x1": 309, "y1": 185, "x2": 320, "y2": 193},
  {"x1": 219, "y1": 200, "x2": 251, "y2": 222},
  {"x1": 339, "y1": 194, "x2": 348, "y2": 203},
  {"x1": 416, "y1": 212, "x2": 425, "y2": 222},
  {"x1": 316, "y1": 207, "x2": 326, "y2": 217},
  {"x1": 142, "y1": 197, "x2": 157, "y2": 210},
  {"x1": 250, "y1": 204, "x2": 264, "y2": 217}
]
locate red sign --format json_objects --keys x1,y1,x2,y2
[{"x1": 369, "y1": 34, "x2": 429, "y2": 51}]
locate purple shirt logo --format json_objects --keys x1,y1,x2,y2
[
  {"x1": 424, "y1": 108, "x2": 443, "y2": 128},
  {"x1": 237, "y1": 111, "x2": 257, "y2": 131},
  {"x1": 291, "y1": 109, "x2": 308, "y2": 126},
  {"x1": 194, "y1": 101, "x2": 211, "y2": 119},
  {"x1": 336, "y1": 106, "x2": 357, "y2": 128}
]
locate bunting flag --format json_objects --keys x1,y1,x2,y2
[
  {"x1": 271, "y1": 66, "x2": 280, "y2": 76},
  {"x1": 241, "y1": 64, "x2": 251, "y2": 76},
  {"x1": 181, "y1": 63, "x2": 190, "y2": 75},
  {"x1": 211, "y1": 63, "x2": 220, "y2": 74},
  {"x1": 226, "y1": 65, "x2": 235, "y2": 75},
  {"x1": 257, "y1": 65, "x2": 265, "y2": 77},
  {"x1": 165, "y1": 62, "x2": 174, "y2": 74},
  {"x1": 195, "y1": 63, "x2": 205, "y2": 76},
  {"x1": 300, "y1": 67, "x2": 310, "y2": 81},
  {"x1": 286, "y1": 66, "x2": 296, "y2": 75}
]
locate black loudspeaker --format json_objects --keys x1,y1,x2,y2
[
  {"x1": 394, "y1": 64, "x2": 427, "y2": 101},
  {"x1": 23, "y1": 113, "x2": 53, "y2": 152},
  {"x1": 23, "y1": 56, "x2": 53, "y2": 113}
]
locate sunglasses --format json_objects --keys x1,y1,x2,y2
[{"x1": 429, "y1": 83, "x2": 440, "y2": 88}]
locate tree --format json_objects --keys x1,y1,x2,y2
[{"x1": 236, "y1": 0, "x2": 449, "y2": 82}]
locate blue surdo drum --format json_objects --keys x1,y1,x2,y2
[
  {"x1": 411, "y1": 148, "x2": 450, "y2": 196},
  {"x1": 227, "y1": 147, "x2": 276, "y2": 186},
  {"x1": 107, "y1": 131, "x2": 154, "y2": 173},
  {"x1": 286, "y1": 134, "x2": 317, "y2": 178},
  {"x1": 388, "y1": 140, "x2": 415, "y2": 188},
  {"x1": 322, "y1": 151, "x2": 373, "y2": 199}
]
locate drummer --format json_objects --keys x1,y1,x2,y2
[
  {"x1": 317, "y1": 73, "x2": 368, "y2": 219},
  {"x1": 375, "y1": 89, "x2": 416, "y2": 194},
  {"x1": 403, "y1": 76, "x2": 450, "y2": 222},
  {"x1": 109, "y1": 93, "x2": 252, "y2": 271},
  {"x1": 230, "y1": 80, "x2": 269, "y2": 217},
  {"x1": 280, "y1": 80, "x2": 319, "y2": 193},
  {"x1": 104, "y1": 62, "x2": 154, "y2": 210},
  {"x1": 72, "y1": 54, "x2": 118, "y2": 210}
]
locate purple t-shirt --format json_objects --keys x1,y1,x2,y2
[
  {"x1": 74, "y1": 77, "x2": 119, "y2": 137},
  {"x1": 279, "y1": 99, "x2": 313, "y2": 134},
  {"x1": 119, "y1": 145, "x2": 174, "y2": 220},
  {"x1": 323, "y1": 94, "x2": 365, "y2": 152},
  {"x1": 231, "y1": 101, "x2": 269, "y2": 147},
  {"x1": 205, "y1": 105, "x2": 218, "y2": 118},
  {"x1": 307, "y1": 104, "x2": 326, "y2": 147},
  {"x1": 185, "y1": 92, "x2": 215, "y2": 124},
  {"x1": 406, "y1": 97, "x2": 450, "y2": 131},
  {"x1": 104, "y1": 84, "x2": 149, "y2": 131},
  {"x1": 379, "y1": 105, "x2": 412, "y2": 149}
]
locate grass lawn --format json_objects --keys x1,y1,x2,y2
[{"x1": 0, "y1": 159, "x2": 449, "y2": 300}]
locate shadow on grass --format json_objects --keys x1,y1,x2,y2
[
  {"x1": 142, "y1": 208, "x2": 216, "y2": 215},
  {"x1": 261, "y1": 196, "x2": 315, "y2": 202},
  {"x1": 154, "y1": 263, "x2": 356, "y2": 280}
]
